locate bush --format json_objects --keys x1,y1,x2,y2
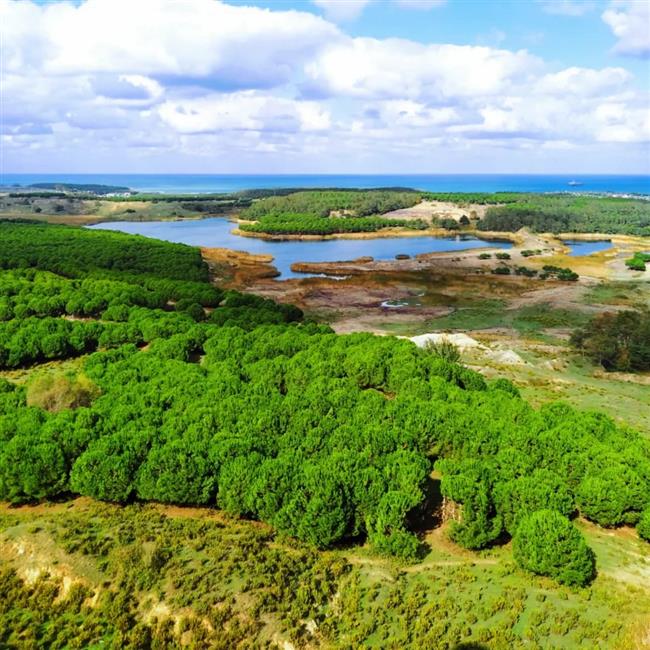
[
  {"x1": 625, "y1": 252, "x2": 650, "y2": 271},
  {"x1": 26, "y1": 373, "x2": 100, "y2": 413},
  {"x1": 638, "y1": 509, "x2": 650, "y2": 542},
  {"x1": 571, "y1": 309, "x2": 650, "y2": 372},
  {"x1": 513, "y1": 510, "x2": 595, "y2": 586},
  {"x1": 422, "y1": 339, "x2": 461, "y2": 363}
]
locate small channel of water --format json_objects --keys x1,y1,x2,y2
[{"x1": 89, "y1": 217, "x2": 513, "y2": 279}]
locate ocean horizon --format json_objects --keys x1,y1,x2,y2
[{"x1": 2, "y1": 173, "x2": 649, "y2": 196}]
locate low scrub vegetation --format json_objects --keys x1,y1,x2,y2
[{"x1": 3, "y1": 503, "x2": 647, "y2": 649}]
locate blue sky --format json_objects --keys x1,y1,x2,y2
[{"x1": 2, "y1": 0, "x2": 649, "y2": 174}]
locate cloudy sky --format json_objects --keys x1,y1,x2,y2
[{"x1": 2, "y1": 0, "x2": 649, "y2": 174}]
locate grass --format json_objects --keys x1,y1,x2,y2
[
  {"x1": 380, "y1": 301, "x2": 590, "y2": 339},
  {"x1": 1, "y1": 501, "x2": 648, "y2": 649},
  {"x1": 582, "y1": 280, "x2": 650, "y2": 308},
  {"x1": 475, "y1": 349, "x2": 650, "y2": 436}
]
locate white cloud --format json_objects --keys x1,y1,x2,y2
[
  {"x1": 1, "y1": 0, "x2": 341, "y2": 85},
  {"x1": 602, "y1": 1, "x2": 650, "y2": 57},
  {"x1": 1, "y1": 0, "x2": 648, "y2": 172},
  {"x1": 364, "y1": 100, "x2": 459, "y2": 128},
  {"x1": 535, "y1": 66, "x2": 631, "y2": 96},
  {"x1": 594, "y1": 102, "x2": 650, "y2": 142},
  {"x1": 305, "y1": 38, "x2": 541, "y2": 101},
  {"x1": 538, "y1": 1, "x2": 595, "y2": 16},
  {"x1": 312, "y1": 0, "x2": 372, "y2": 21},
  {"x1": 158, "y1": 92, "x2": 331, "y2": 134}
]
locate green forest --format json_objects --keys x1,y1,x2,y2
[
  {"x1": 238, "y1": 190, "x2": 425, "y2": 235},
  {"x1": 477, "y1": 195, "x2": 650, "y2": 235},
  {"x1": 236, "y1": 190, "x2": 650, "y2": 236},
  {"x1": 242, "y1": 190, "x2": 421, "y2": 220},
  {"x1": 0, "y1": 221, "x2": 648, "y2": 575},
  {"x1": 239, "y1": 213, "x2": 427, "y2": 236}
]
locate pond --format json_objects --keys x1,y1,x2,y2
[
  {"x1": 564, "y1": 239, "x2": 613, "y2": 257},
  {"x1": 89, "y1": 218, "x2": 512, "y2": 279}
]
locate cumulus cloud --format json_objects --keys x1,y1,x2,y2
[
  {"x1": 312, "y1": 0, "x2": 372, "y2": 22},
  {"x1": 158, "y1": 92, "x2": 331, "y2": 134},
  {"x1": 305, "y1": 39, "x2": 541, "y2": 100},
  {"x1": 1, "y1": 0, "x2": 341, "y2": 86},
  {"x1": 602, "y1": 0, "x2": 650, "y2": 57},
  {"x1": 1, "y1": 0, "x2": 648, "y2": 172},
  {"x1": 535, "y1": 66, "x2": 632, "y2": 96}
]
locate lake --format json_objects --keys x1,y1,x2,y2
[
  {"x1": 563, "y1": 239, "x2": 613, "y2": 257},
  {"x1": 89, "y1": 218, "x2": 512, "y2": 279}
]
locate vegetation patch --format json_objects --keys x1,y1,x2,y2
[
  {"x1": 477, "y1": 195, "x2": 650, "y2": 236},
  {"x1": 571, "y1": 309, "x2": 650, "y2": 372}
]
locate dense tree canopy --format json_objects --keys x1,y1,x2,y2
[
  {"x1": 0, "y1": 220, "x2": 208, "y2": 281},
  {"x1": 477, "y1": 195, "x2": 650, "y2": 236},
  {"x1": 0, "y1": 220, "x2": 648, "y2": 577},
  {"x1": 239, "y1": 190, "x2": 426, "y2": 236},
  {"x1": 243, "y1": 190, "x2": 421, "y2": 220}
]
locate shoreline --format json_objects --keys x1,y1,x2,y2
[{"x1": 232, "y1": 224, "x2": 520, "y2": 244}]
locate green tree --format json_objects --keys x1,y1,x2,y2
[
  {"x1": 513, "y1": 510, "x2": 595, "y2": 586},
  {"x1": 637, "y1": 508, "x2": 650, "y2": 542}
]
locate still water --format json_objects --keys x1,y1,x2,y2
[
  {"x1": 563, "y1": 240, "x2": 613, "y2": 257},
  {"x1": 89, "y1": 217, "x2": 513, "y2": 279}
]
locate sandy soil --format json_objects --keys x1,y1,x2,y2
[{"x1": 382, "y1": 199, "x2": 496, "y2": 223}]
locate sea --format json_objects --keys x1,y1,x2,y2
[{"x1": 2, "y1": 174, "x2": 649, "y2": 196}]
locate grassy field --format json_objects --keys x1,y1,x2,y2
[
  {"x1": 1, "y1": 500, "x2": 648, "y2": 649},
  {"x1": 0, "y1": 195, "x2": 242, "y2": 224}
]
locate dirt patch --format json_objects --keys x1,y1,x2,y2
[
  {"x1": 201, "y1": 246, "x2": 279, "y2": 286},
  {"x1": 382, "y1": 200, "x2": 496, "y2": 223}
]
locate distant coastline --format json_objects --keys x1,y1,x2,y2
[{"x1": 2, "y1": 173, "x2": 649, "y2": 196}]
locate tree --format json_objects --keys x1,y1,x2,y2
[
  {"x1": 70, "y1": 432, "x2": 149, "y2": 502},
  {"x1": 495, "y1": 470, "x2": 574, "y2": 535},
  {"x1": 136, "y1": 439, "x2": 216, "y2": 505},
  {"x1": 577, "y1": 471, "x2": 631, "y2": 527},
  {"x1": 513, "y1": 510, "x2": 595, "y2": 586},
  {"x1": 638, "y1": 509, "x2": 650, "y2": 543},
  {"x1": 571, "y1": 310, "x2": 650, "y2": 372},
  {"x1": 0, "y1": 434, "x2": 68, "y2": 503}
]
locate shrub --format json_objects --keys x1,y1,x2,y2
[
  {"x1": 571, "y1": 309, "x2": 650, "y2": 372},
  {"x1": 423, "y1": 339, "x2": 461, "y2": 363},
  {"x1": 440, "y1": 218, "x2": 460, "y2": 230},
  {"x1": 638, "y1": 509, "x2": 650, "y2": 542},
  {"x1": 496, "y1": 253, "x2": 511, "y2": 260},
  {"x1": 625, "y1": 252, "x2": 650, "y2": 271},
  {"x1": 26, "y1": 373, "x2": 100, "y2": 413},
  {"x1": 513, "y1": 510, "x2": 595, "y2": 586}
]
